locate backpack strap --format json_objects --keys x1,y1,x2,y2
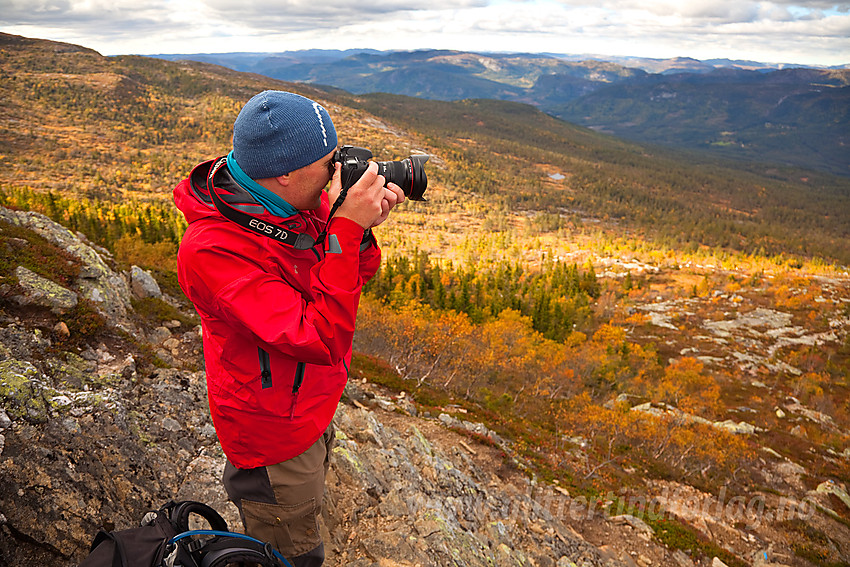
[
  {"x1": 200, "y1": 543, "x2": 276, "y2": 567},
  {"x1": 169, "y1": 530, "x2": 293, "y2": 567},
  {"x1": 169, "y1": 501, "x2": 229, "y2": 533}
]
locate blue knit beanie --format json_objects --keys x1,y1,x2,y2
[{"x1": 231, "y1": 90, "x2": 338, "y2": 179}]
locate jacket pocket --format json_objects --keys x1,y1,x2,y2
[
  {"x1": 258, "y1": 347, "x2": 272, "y2": 389},
  {"x1": 292, "y1": 361, "x2": 305, "y2": 394},
  {"x1": 289, "y1": 361, "x2": 306, "y2": 419},
  {"x1": 241, "y1": 498, "x2": 320, "y2": 557}
]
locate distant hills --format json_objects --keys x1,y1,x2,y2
[
  {"x1": 3, "y1": 31, "x2": 849, "y2": 264},
  {"x1": 152, "y1": 49, "x2": 850, "y2": 176}
]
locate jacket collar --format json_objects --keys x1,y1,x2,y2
[{"x1": 189, "y1": 157, "x2": 320, "y2": 250}]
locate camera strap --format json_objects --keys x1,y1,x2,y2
[
  {"x1": 314, "y1": 172, "x2": 356, "y2": 247},
  {"x1": 206, "y1": 157, "x2": 317, "y2": 251}
]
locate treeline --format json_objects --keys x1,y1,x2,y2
[
  {"x1": 0, "y1": 185, "x2": 185, "y2": 245},
  {"x1": 5, "y1": 39, "x2": 849, "y2": 265},
  {"x1": 364, "y1": 250, "x2": 599, "y2": 342}
]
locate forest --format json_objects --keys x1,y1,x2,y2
[{"x1": 1, "y1": 32, "x2": 849, "y2": 565}]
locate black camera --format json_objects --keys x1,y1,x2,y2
[{"x1": 332, "y1": 145, "x2": 428, "y2": 201}]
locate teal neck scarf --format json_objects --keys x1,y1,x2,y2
[{"x1": 227, "y1": 151, "x2": 298, "y2": 218}]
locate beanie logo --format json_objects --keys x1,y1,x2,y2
[{"x1": 313, "y1": 102, "x2": 329, "y2": 147}]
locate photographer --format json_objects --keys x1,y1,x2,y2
[{"x1": 173, "y1": 90, "x2": 405, "y2": 566}]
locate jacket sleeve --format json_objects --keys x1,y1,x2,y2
[{"x1": 179, "y1": 216, "x2": 368, "y2": 366}]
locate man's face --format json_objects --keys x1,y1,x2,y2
[{"x1": 283, "y1": 148, "x2": 337, "y2": 210}]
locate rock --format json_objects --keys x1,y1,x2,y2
[
  {"x1": 0, "y1": 359, "x2": 49, "y2": 424},
  {"x1": 175, "y1": 455, "x2": 241, "y2": 530},
  {"x1": 329, "y1": 404, "x2": 613, "y2": 566},
  {"x1": 713, "y1": 420, "x2": 758, "y2": 435},
  {"x1": 0, "y1": 206, "x2": 137, "y2": 334},
  {"x1": 53, "y1": 321, "x2": 70, "y2": 338},
  {"x1": 672, "y1": 550, "x2": 695, "y2": 566},
  {"x1": 761, "y1": 446, "x2": 782, "y2": 459},
  {"x1": 149, "y1": 326, "x2": 173, "y2": 344},
  {"x1": 790, "y1": 424, "x2": 807, "y2": 438},
  {"x1": 12, "y1": 266, "x2": 78, "y2": 313},
  {"x1": 631, "y1": 403, "x2": 759, "y2": 435},
  {"x1": 130, "y1": 266, "x2": 162, "y2": 299},
  {"x1": 815, "y1": 480, "x2": 850, "y2": 510},
  {"x1": 609, "y1": 514, "x2": 654, "y2": 537},
  {"x1": 773, "y1": 459, "x2": 808, "y2": 490},
  {"x1": 784, "y1": 401, "x2": 839, "y2": 431},
  {"x1": 712, "y1": 558, "x2": 730, "y2": 567}
]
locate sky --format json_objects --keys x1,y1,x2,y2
[{"x1": 1, "y1": 0, "x2": 849, "y2": 66}]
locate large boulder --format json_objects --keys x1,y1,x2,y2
[{"x1": 0, "y1": 207, "x2": 137, "y2": 334}]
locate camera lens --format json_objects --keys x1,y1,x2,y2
[
  {"x1": 376, "y1": 155, "x2": 429, "y2": 201},
  {"x1": 333, "y1": 146, "x2": 429, "y2": 201}
]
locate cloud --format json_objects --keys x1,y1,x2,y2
[{"x1": 0, "y1": 0, "x2": 847, "y2": 64}]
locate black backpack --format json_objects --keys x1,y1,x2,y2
[{"x1": 79, "y1": 500, "x2": 292, "y2": 567}]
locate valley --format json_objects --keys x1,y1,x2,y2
[{"x1": 152, "y1": 48, "x2": 850, "y2": 176}]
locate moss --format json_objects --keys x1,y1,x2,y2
[
  {"x1": 645, "y1": 515, "x2": 747, "y2": 567},
  {"x1": 127, "y1": 410, "x2": 155, "y2": 446},
  {"x1": 332, "y1": 444, "x2": 367, "y2": 475},
  {"x1": 131, "y1": 296, "x2": 198, "y2": 328},
  {"x1": 408, "y1": 425, "x2": 434, "y2": 457},
  {"x1": 13, "y1": 266, "x2": 78, "y2": 311},
  {"x1": 0, "y1": 359, "x2": 48, "y2": 423},
  {"x1": 0, "y1": 218, "x2": 81, "y2": 287},
  {"x1": 48, "y1": 351, "x2": 96, "y2": 391}
]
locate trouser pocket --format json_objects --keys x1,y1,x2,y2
[{"x1": 241, "y1": 497, "x2": 320, "y2": 558}]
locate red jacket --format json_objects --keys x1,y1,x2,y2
[{"x1": 174, "y1": 158, "x2": 380, "y2": 468}]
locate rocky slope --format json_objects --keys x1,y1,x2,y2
[
  {"x1": 0, "y1": 205, "x2": 653, "y2": 566},
  {"x1": 1, "y1": 205, "x2": 849, "y2": 567}
]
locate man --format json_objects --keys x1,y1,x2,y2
[{"x1": 174, "y1": 90, "x2": 404, "y2": 566}]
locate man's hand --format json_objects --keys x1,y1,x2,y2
[
  {"x1": 331, "y1": 162, "x2": 405, "y2": 229},
  {"x1": 372, "y1": 181, "x2": 405, "y2": 228}
]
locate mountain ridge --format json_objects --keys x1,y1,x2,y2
[{"x1": 149, "y1": 48, "x2": 850, "y2": 176}]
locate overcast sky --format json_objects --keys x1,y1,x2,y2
[{"x1": 2, "y1": 0, "x2": 848, "y2": 66}]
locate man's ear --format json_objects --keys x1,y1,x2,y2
[{"x1": 274, "y1": 173, "x2": 291, "y2": 187}]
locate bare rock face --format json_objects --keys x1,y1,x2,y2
[
  {"x1": 11, "y1": 266, "x2": 79, "y2": 313},
  {"x1": 0, "y1": 327, "x2": 224, "y2": 565},
  {"x1": 327, "y1": 404, "x2": 618, "y2": 566},
  {"x1": 0, "y1": 322, "x2": 626, "y2": 567},
  {"x1": 0, "y1": 207, "x2": 137, "y2": 335}
]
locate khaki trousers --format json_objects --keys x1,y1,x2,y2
[{"x1": 223, "y1": 423, "x2": 335, "y2": 565}]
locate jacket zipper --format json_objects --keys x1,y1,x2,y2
[
  {"x1": 290, "y1": 362, "x2": 306, "y2": 419},
  {"x1": 258, "y1": 347, "x2": 272, "y2": 389}
]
